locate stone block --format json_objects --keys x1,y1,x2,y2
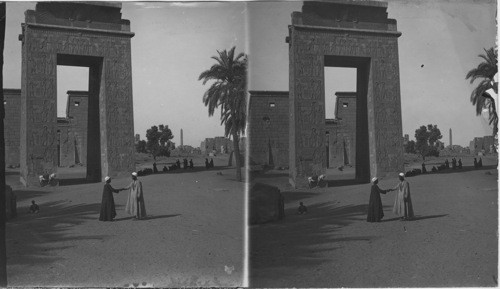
[{"x1": 249, "y1": 182, "x2": 285, "y2": 225}]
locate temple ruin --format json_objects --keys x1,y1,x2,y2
[{"x1": 19, "y1": 2, "x2": 135, "y2": 186}]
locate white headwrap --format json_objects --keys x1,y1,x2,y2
[
  {"x1": 371, "y1": 177, "x2": 378, "y2": 183},
  {"x1": 131, "y1": 172, "x2": 138, "y2": 177},
  {"x1": 399, "y1": 172, "x2": 405, "y2": 177},
  {"x1": 104, "y1": 176, "x2": 110, "y2": 182}
]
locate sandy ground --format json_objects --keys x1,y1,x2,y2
[
  {"x1": 250, "y1": 155, "x2": 498, "y2": 287},
  {"x1": 6, "y1": 157, "x2": 244, "y2": 287}
]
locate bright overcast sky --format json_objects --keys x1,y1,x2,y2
[
  {"x1": 3, "y1": 1, "x2": 497, "y2": 147},
  {"x1": 248, "y1": 0, "x2": 497, "y2": 147},
  {"x1": 4, "y1": 1, "x2": 246, "y2": 147}
]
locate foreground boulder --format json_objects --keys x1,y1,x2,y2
[{"x1": 250, "y1": 183, "x2": 284, "y2": 225}]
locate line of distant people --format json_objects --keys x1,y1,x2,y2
[
  {"x1": 411, "y1": 157, "x2": 483, "y2": 176},
  {"x1": 136, "y1": 158, "x2": 216, "y2": 176}
]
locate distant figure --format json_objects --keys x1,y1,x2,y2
[
  {"x1": 392, "y1": 173, "x2": 414, "y2": 221},
  {"x1": 458, "y1": 158, "x2": 463, "y2": 169},
  {"x1": 153, "y1": 162, "x2": 158, "y2": 174},
  {"x1": 478, "y1": 157, "x2": 483, "y2": 167},
  {"x1": 205, "y1": 158, "x2": 210, "y2": 169},
  {"x1": 421, "y1": 162, "x2": 427, "y2": 174},
  {"x1": 445, "y1": 159, "x2": 449, "y2": 169},
  {"x1": 125, "y1": 172, "x2": 147, "y2": 220},
  {"x1": 210, "y1": 158, "x2": 214, "y2": 168},
  {"x1": 176, "y1": 159, "x2": 181, "y2": 169},
  {"x1": 99, "y1": 176, "x2": 123, "y2": 221},
  {"x1": 474, "y1": 158, "x2": 478, "y2": 168},
  {"x1": 298, "y1": 202, "x2": 308, "y2": 215},
  {"x1": 183, "y1": 158, "x2": 188, "y2": 170},
  {"x1": 28, "y1": 200, "x2": 40, "y2": 214},
  {"x1": 431, "y1": 166, "x2": 437, "y2": 172},
  {"x1": 189, "y1": 159, "x2": 194, "y2": 169},
  {"x1": 451, "y1": 158, "x2": 457, "y2": 169},
  {"x1": 367, "y1": 177, "x2": 393, "y2": 222}
]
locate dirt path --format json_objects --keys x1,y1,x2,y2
[
  {"x1": 6, "y1": 167, "x2": 244, "y2": 287},
  {"x1": 250, "y1": 157, "x2": 498, "y2": 287}
]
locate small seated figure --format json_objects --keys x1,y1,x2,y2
[
  {"x1": 298, "y1": 202, "x2": 307, "y2": 215},
  {"x1": 29, "y1": 200, "x2": 39, "y2": 214}
]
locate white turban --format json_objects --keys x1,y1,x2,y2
[
  {"x1": 371, "y1": 177, "x2": 378, "y2": 183},
  {"x1": 104, "y1": 176, "x2": 110, "y2": 182},
  {"x1": 399, "y1": 173, "x2": 405, "y2": 177},
  {"x1": 131, "y1": 172, "x2": 138, "y2": 177}
]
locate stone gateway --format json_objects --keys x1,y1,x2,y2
[
  {"x1": 19, "y1": 2, "x2": 135, "y2": 186},
  {"x1": 287, "y1": 1, "x2": 404, "y2": 188}
]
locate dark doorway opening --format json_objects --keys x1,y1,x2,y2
[
  {"x1": 324, "y1": 55, "x2": 371, "y2": 183},
  {"x1": 56, "y1": 54, "x2": 103, "y2": 184}
]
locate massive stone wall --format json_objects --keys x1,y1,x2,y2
[
  {"x1": 248, "y1": 91, "x2": 289, "y2": 168},
  {"x1": 20, "y1": 3, "x2": 135, "y2": 185},
  {"x1": 248, "y1": 90, "x2": 358, "y2": 169},
  {"x1": 66, "y1": 91, "x2": 88, "y2": 164},
  {"x1": 57, "y1": 118, "x2": 75, "y2": 167},
  {"x1": 288, "y1": 1, "x2": 404, "y2": 187},
  {"x1": 4, "y1": 89, "x2": 21, "y2": 167},
  {"x1": 325, "y1": 92, "x2": 357, "y2": 168}
]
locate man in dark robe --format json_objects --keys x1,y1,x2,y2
[
  {"x1": 205, "y1": 158, "x2": 210, "y2": 169},
  {"x1": 176, "y1": 159, "x2": 181, "y2": 169},
  {"x1": 367, "y1": 177, "x2": 393, "y2": 222},
  {"x1": 99, "y1": 176, "x2": 123, "y2": 221},
  {"x1": 189, "y1": 159, "x2": 194, "y2": 169},
  {"x1": 421, "y1": 162, "x2": 427, "y2": 174},
  {"x1": 458, "y1": 158, "x2": 463, "y2": 169},
  {"x1": 478, "y1": 157, "x2": 483, "y2": 167},
  {"x1": 183, "y1": 158, "x2": 188, "y2": 169},
  {"x1": 474, "y1": 158, "x2": 478, "y2": 168},
  {"x1": 210, "y1": 158, "x2": 214, "y2": 168},
  {"x1": 445, "y1": 159, "x2": 449, "y2": 169},
  {"x1": 452, "y1": 158, "x2": 457, "y2": 169}
]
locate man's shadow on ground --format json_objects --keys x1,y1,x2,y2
[
  {"x1": 114, "y1": 214, "x2": 181, "y2": 222},
  {"x1": 382, "y1": 214, "x2": 448, "y2": 222}
]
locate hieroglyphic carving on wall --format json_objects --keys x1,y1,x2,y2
[
  {"x1": 21, "y1": 25, "x2": 135, "y2": 184},
  {"x1": 290, "y1": 27, "x2": 403, "y2": 184}
]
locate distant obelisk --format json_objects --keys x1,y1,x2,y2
[
  {"x1": 449, "y1": 128, "x2": 452, "y2": 147},
  {"x1": 181, "y1": 129, "x2": 184, "y2": 147}
]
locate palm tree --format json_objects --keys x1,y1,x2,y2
[
  {"x1": 199, "y1": 47, "x2": 247, "y2": 181},
  {"x1": 466, "y1": 47, "x2": 498, "y2": 136}
]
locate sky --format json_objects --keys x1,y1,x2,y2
[
  {"x1": 4, "y1": 1, "x2": 246, "y2": 147},
  {"x1": 247, "y1": 0, "x2": 497, "y2": 147},
  {"x1": 3, "y1": 1, "x2": 497, "y2": 148}
]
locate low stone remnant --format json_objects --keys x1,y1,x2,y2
[{"x1": 249, "y1": 182, "x2": 285, "y2": 225}]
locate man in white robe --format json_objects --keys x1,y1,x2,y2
[
  {"x1": 125, "y1": 172, "x2": 147, "y2": 220},
  {"x1": 392, "y1": 173, "x2": 414, "y2": 220}
]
